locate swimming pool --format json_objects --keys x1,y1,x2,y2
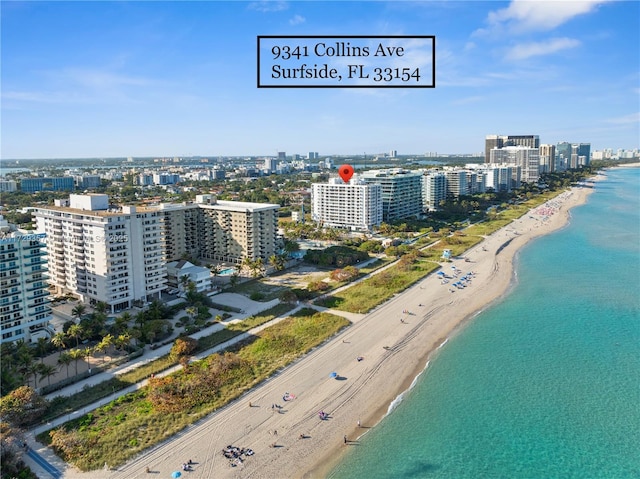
[{"x1": 218, "y1": 268, "x2": 237, "y2": 275}]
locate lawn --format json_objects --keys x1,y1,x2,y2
[{"x1": 316, "y1": 258, "x2": 441, "y2": 313}]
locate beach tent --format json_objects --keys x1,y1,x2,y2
[
  {"x1": 329, "y1": 372, "x2": 338, "y2": 379},
  {"x1": 171, "y1": 472, "x2": 182, "y2": 479}
]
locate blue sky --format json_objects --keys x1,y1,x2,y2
[{"x1": 2, "y1": 0, "x2": 639, "y2": 159}]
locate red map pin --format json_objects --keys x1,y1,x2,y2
[{"x1": 338, "y1": 164, "x2": 354, "y2": 183}]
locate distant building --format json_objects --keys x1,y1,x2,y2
[
  {"x1": 359, "y1": 169, "x2": 423, "y2": 222},
  {"x1": 75, "y1": 175, "x2": 102, "y2": 189},
  {"x1": 539, "y1": 144, "x2": 556, "y2": 174},
  {"x1": 422, "y1": 171, "x2": 446, "y2": 211},
  {"x1": 485, "y1": 134, "x2": 540, "y2": 162},
  {"x1": 559, "y1": 142, "x2": 591, "y2": 170},
  {"x1": 0, "y1": 218, "x2": 52, "y2": 344},
  {"x1": 311, "y1": 179, "x2": 382, "y2": 231},
  {"x1": 153, "y1": 173, "x2": 180, "y2": 185},
  {"x1": 21, "y1": 177, "x2": 74, "y2": 193},
  {"x1": 0, "y1": 180, "x2": 17, "y2": 192},
  {"x1": 444, "y1": 170, "x2": 469, "y2": 198},
  {"x1": 490, "y1": 146, "x2": 540, "y2": 183}
]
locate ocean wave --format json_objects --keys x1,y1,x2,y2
[{"x1": 385, "y1": 360, "x2": 430, "y2": 416}]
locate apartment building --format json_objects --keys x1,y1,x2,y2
[
  {"x1": 32, "y1": 194, "x2": 165, "y2": 312},
  {"x1": 422, "y1": 170, "x2": 447, "y2": 211},
  {"x1": 311, "y1": 179, "x2": 382, "y2": 231},
  {"x1": 490, "y1": 146, "x2": 541, "y2": 183},
  {"x1": 359, "y1": 169, "x2": 423, "y2": 222},
  {"x1": 21, "y1": 177, "x2": 74, "y2": 193},
  {"x1": 158, "y1": 203, "x2": 201, "y2": 262},
  {"x1": 0, "y1": 219, "x2": 52, "y2": 344},
  {"x1": 195, "y1": 194, "x2": 280, "y2": 264},
  {"x1": 485, "y1": 134, "x2": 540, "y2": 162}
]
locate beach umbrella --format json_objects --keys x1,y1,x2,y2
[
  {"x1": 171, "y1": 472, "x2": 182, "y2": 479},
  {"x1": 329, "y1": 372, "x2": 338, "y2": 379}
]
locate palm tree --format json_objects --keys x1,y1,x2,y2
[
  {"x1": 51, "y1": 332, "x2": 68, "y2": 351},
  {"x1": 81, "y1": 346, "x2": 94, "y2": 372},
  {"x1": 27, "y1": 362, "x2": 41, "y2": 389},
  {"x1": 67, "y1": 324, "x2": 84, "y2": 348},
  {"x1": 36, "y1": 337, "x2": 49, "y2": 363},
  {"x1": 68, "y1": 349, "x2": 84, "y2": 376},
  {"x1": 115, "y1": 332, "x2": 131, "y2": 354},
  {"x1": 39, "y1": 363, "x2": 58, "y2": 387},
  {"x1": 71, "y1": 304, "x2": 87, "y2": 322},
  {"x1": 94, "y1": 301, "x2": 109, "y2": 315},
  {"x1": 58, "y1": 352, "x2": 73, "y2": 378},
  {"x1": 96, "y1": 334, "x2": 114, "y2": 364},
  {"x1": 241, "y1": 257, "x2": 254, "y2": 276}
]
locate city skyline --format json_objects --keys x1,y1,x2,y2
[{"x1": 2, "y1": 1, "x2": 639, "y2": 159}]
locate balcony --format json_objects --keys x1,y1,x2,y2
[
  {"x1": 27, "y1": 290, "x2": 49, "y2": 301},
  {"x1": 27, "y1": 298, "x2": 51, "y2": 309}
]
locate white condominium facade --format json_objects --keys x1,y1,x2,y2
[
  {"x1": 33, "y1": 194, "x2": 165, "y2": 312},
  {"x1": 422, "y1": 171, "x2": 447, "y2": 211},
  {"x1": 489, "y1": 146, "x2": 540, "y2": 183},
  {"x1": 0, "y1": 227, "x2": 52, "y2": 344},
  {"x1": 311, "y1": 179, "x2": 382, "y2": 231}
]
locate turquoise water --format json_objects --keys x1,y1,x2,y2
[
  {"x1": 329, "y1": 168, "x2": 640, "y2": 479},
  {"x1": 218, "y1": 268, "x2": 237, "y2": 275}
]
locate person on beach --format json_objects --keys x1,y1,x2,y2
[{"x1": 344, "y1": 435, "x2": 348, "y2": 444}]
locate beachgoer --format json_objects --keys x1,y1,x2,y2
[
  {"x1": 357, "y1": 419, "x2": 361, "y2": 427},
  {"x1": 145, "y1": 466, "x2": 150, "y2": 473},
  {"x1": 344, "y1": 435, "x2": 348, "y2": 444}
]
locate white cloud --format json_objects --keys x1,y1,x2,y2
[
  {"x1": 606, "y1": 112, "x2": 640, "y2": 124},
  {"x1": 505, "y1": 37, "x2": 581, "y2": 60},
  {"x1": 248, "y1": 1, "x2": 288, "y2": 13},
  {"x1": 477, "y1": 0, "x2": 610, "y2": 35},
  {"x1": 289, "y1": 14, "x2": 305, "y2": 25}
]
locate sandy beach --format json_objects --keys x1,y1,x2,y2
[{"x1": 45, "y1": 182, "x2": 596, "y2": 479}]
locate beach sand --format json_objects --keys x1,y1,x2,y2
[{"x1": 51, "y1": 184, "x2": 595, "y2": 479}]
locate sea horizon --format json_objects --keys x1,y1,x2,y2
[{"x1": 329, "y1": 166, "x2": 640, "y2": 479}]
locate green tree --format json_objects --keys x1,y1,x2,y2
[
  {"x1": 57, "y1": 352, "x2": 73, "y2": 379},
  {"x1": 50, "y1": 332, "x2": 68, "y2": 351},
  {"x1": 67, "y1": 324, "x2": 84, "y2": 348},
  {"x1": 38, "y1": 363, "x2": 58, "y2": 387},
  {"x1": 0, "y1": 386, "x2": 48, "y2": 427},
  {"x1": 71, "y1": 304, "x2": 86, "y2": 322}
]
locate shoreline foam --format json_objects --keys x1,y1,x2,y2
[{"x1": 49, "y1": 183, "x2": 596, "y2": 479}]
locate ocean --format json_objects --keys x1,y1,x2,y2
[{"x1": 328, "y1": 167, "x2": 640, "y2": 479}]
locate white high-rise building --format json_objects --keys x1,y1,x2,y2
[
  {"x1": 422, "y1": 171, "x2": 447, "y2": 211},
  {"x1": 490, "y1": 146, "x2": 540, "y2": 183},
  {"x1": 0, "y1": 218, "x2": 52, "y2": 344},
  {"x1": 311, "y1": 179, "x2": 382, "y2": 231},
  {"x1": 32, "y1": 194, "x2": 165, "y2": 312}
]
